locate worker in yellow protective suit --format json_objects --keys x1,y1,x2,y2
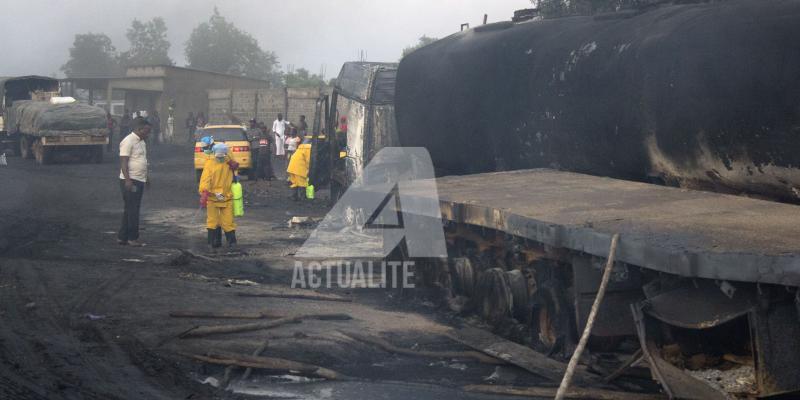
[
  {"x1": 287, "y1": 138, "x2": 312, "y2": 201},
  {"x1": 199, "y1": 143, "x2": 239, "y2": 250}
]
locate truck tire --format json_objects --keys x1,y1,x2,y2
[
  {"x1": 92, "y1": 145, "x2": 103, "y2": 164},
  {"x1": 196, "y1": 169, "x2": 203, "y2": 182},
  {"x1": 32, "y1": 140, "x2": 51, "y2": 165},
  {"x1": 19, "y1": 136, "x2": 32, "y2": 159},
  {"x1": 247, "y1": 168, "x2": 256, "y2": 181}
]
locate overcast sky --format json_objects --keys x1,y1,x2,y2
[{"x1": 0, "y1": 0, "x2": 530, "y2": 79}]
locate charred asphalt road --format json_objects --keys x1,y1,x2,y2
[{"x1": 0, "y1": 146, "x2": 540, "y2": 400}]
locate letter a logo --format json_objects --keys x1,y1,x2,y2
[{"x1": 296, "y1": 147, "x2": 447, "y2": 258}]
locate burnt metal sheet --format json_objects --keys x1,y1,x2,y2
[
  {"x1": 644, "y1": 280, "x2": 756, "y2": 329},
  {"x1": 398, "y1": 169, "x2": 800, "y2": 287},
  {"x1": 631, "y1": 304, "x2": 728, "y2": 400}
]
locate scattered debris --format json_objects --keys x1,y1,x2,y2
[
  {"x1": 224, "y1": 279, "x2": 259, "y2": 287},
  {"x1": 176, "y1": 248, "x2": 216, "y2": 262},
  {"x1": 448, "y1": 362, "x2": 468, "y2": 371},
  {"x1": 339, "y1": 330, "x2": 505, "y2": 365},
  {"x1": 0, "y1": 153, "x2": 6, "y2": 166},
  {"x1": 287, "y1": 216, "x2": 316, "y2": 228},
  {"x1": 177, "y1": 272, "x2": 216, "y2": 282},
  {"x1": 236, "y1": 289, "x2": 352, "y2": 302},
  {"x1": 169, "y1": 310, "x2": 284, "y2": 320},
  {"x1": 483, "y1": 366, "x2": 519, "y2": 385},
  {"x1": 185, "y1": 351, "x2": 346, "y2": 380},
  {"x1": 463, "y1": 384, "x2": 666, "y2": 400},
  {"x1": 200, "y1": 376, "x2": 220, "y2": 388},
  {"x1": 446, "y1": 326, "x2": 590, "y2": 382},
  {"x1": 179, "y1": 313, "x2": 353, "y2": 339},
  {"x1": 25, "y1": 302, "x2": 36, "y2": 309},
  {"x1": 603, "y1": 348, "x2": 644, "y2": 383},
  {"x1": 686, "y1": 365, "x2": 756, "y2": 397},
  {"x1": 85, "y1": 313, "x2": 106, "y2": 321},
  {"x1": 240, "y1": 338, "x2": 271, "y2": 382}
]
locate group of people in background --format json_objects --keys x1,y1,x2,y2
[
  {"x1": 106, "y1": 109, "x2": 164, "y2": 151},
  {"x1": 245, "y1": 114, "x2": 307, "y2": 183},
  {"x1": 185, "y1": 111, "x2": 207, "y2": 143}
]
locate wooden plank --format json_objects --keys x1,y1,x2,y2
[
  {"x1": 446, "y1": 326, "x2": 592, "y2": 382},
  {"x1": 464, "y1": 384, "x2": 666, "y2": 400}
]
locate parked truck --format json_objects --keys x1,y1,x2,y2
[
  {"x1": 9, "y1": 99, "x2": 108, "y2": 164},
  {"x1": 0, "y1": 75, "x2": 60, "y2": 155}
]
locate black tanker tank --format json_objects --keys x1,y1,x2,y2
[{"x1": 395, "y1": 0, "x2": 800, "y2": 202}]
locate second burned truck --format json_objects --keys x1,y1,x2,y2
[{"x1": 316, "y1": 0, "x2": 800, "y2": 398}]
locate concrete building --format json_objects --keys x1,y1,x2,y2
[
  {"x1": 207, "y1": 86, "x2": 332, "y2": 129},
  {"x1": 62, "y1": 65, "x2": 269, "y2": 142}
]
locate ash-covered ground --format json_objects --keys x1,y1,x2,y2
[{"x1": 0, "y1": 145, "x2": 557, "y2": 399}]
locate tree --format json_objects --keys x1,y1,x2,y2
[
  {"x1": 284, "y1": 68, "x2": 325, "y2": 88},
  {"x1": 401, "y1": 35, "x2": 438, "y2": 58},
  {"x1": 185, "y1": 8, "x2": 280, "y2": 82},
  {"x1": 119, "y1": 17, "x2": 173, "y2": 67},
  {"x1": 61, "y1": 33, "x2": 121, "y2": 77}
]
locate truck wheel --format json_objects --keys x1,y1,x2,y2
[
  {"x1": 33, "y1": 140, "x2": 51, "y2": 165},
  {"x1": 20, "y1": 136, "x2": 32, "y2": 159},
  {"x1": 530, "y1": 280, "x2": 576, "y2": 359},
  {"x1": 196, "y1": 169, "x2": 203, "y2": 182},
  {"x1": 92, "y1": 145, "x2": 104, "y2": 163},
  {"x1": 247, "y1": 168, "x2": 256, "y2": 181}
]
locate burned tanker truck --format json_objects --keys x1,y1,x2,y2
[{"x1": 385, "y1": 0, "x2": 800, "y2": 398}]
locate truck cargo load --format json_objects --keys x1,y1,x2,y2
[
  {"x1": 11, "y1": 100, "x2": 107, "y2": 137},
  {"x1": 9, "y1": 100, "x2": 108, "y2": 164}
]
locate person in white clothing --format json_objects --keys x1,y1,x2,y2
[
  {"x1": 285, "y1": 128, "x2": 301, "y2": 160},
  {"x1": 118, "y1": 120, "x2": 151, "y2": 247},
  {"x1": 272, "y1": 113, "x2": 290, "y2": 158}
]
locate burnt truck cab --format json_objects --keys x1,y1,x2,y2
[
  {"x1": 0, "y1": 76, "x2": 60, "y2": 155},
  {"x1": 328, "y1": 62, "x2": 399, "y2": 200}
]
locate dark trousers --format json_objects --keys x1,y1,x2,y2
[
  {"x1": 118, "y1": 179, "x2": 145, "y2": 242},
  {"x1": 258, "y1": 152, "x2": 273, "y2": 179},
  {"x1": 251, "y1": 146, "x2": 259, "y2": 173}
]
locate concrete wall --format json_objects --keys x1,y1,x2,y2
[
  {"x1": 163, "y1": 67, "x2": 269, "y2": 143},
  {"x1": 208, "y1": 86, "x2": 333, "y2": 131}
]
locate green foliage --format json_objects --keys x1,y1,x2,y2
[
  {"x1": 185, "y1": 7, "x2": 280, "y2": 82},
  {"x1": 401, "y1": 35, "x2": 438, "y2": 58},
  {"x1": 119, "y1": 17, "x2": 173, "y2": 67},
  {"x1": 283, "y1": 68, "x2": 325, "y2": 88},
  {"x1": 61, "y1": 33, "x2": 121, "y2": 77}
]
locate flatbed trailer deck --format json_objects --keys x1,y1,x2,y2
[
  {"x1": 418, "y1": 168, "x2": 800, "y2": 287},
  {"x1": 397, "y1": 168, "x2": 800, "y2": 398}
]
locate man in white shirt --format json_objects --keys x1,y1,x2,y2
[
  {"x1": 272, "y1": 113, "x2": 290, "y2": 158},
  {"x1": 118, "y1": 120, "x2": 151, "y2": 246}
]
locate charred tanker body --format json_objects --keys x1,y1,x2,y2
[
  {"x1": 395, "y1": 0, "x2": 800, "y2": 202},
  {"x1": 376, "y1": 1, "x2": 800, "y2": 398}
]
